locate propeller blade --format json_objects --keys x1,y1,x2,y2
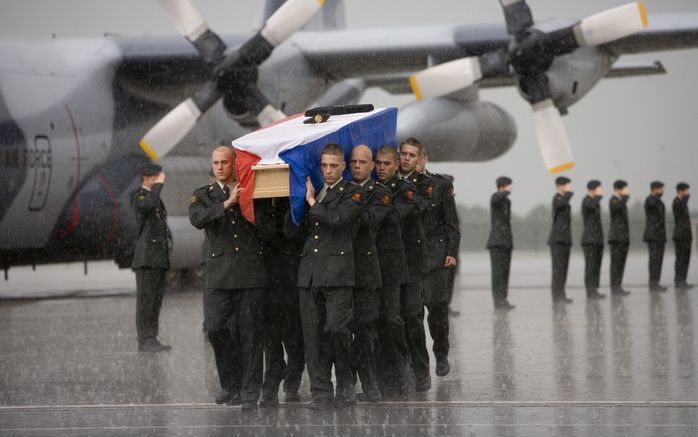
[
  {"x1": 158, "y1": 0, "x2": 208, "y2": 42},
  {"x1": 410, "y1": 57, "x2": 483, "y2": 101},
  {"x1": 261, "y1": 0, "x2": 325, "y2": 47},
  {"x1": 500, "y1": 0, "x2": 534, "y2": 36},
  {"x1": 532, "y1": 99, "x2": 574, "y2": 174},
  {"x1": 257, "y1": 104, "x2": 287, "y2": 128},
  {"x1": 574, "y1": 1, "x2": 648, "y2": 47},
  {"x1": 139, "y1": 99, "x2": 202, "y2": 161}
]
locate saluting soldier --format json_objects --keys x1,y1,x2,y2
[
  {"x1": 290, "y1": 143, "x2": 365, "y2": 409},
  {"x1": 373, "y1": 145, "x2": 412, "y2": 400},
  {"x1": 486, "y1": 176, "x2": 515, "y2": 310},
  {"x1": 417, "y1": 145, "x2": 460, "y2": 378},
  {"x1": 131, "y1": 163, "x2": 171, "y2": 352},
  {"x1": 255, "y1": 198, "x2": 305, "y2": 407},
  {"x1": 643, "y1": 181, "x2": 668, "y2": 292},
  {"x1": 396, "y1": 137, "x2": 431, "y2": 392},
  {"x1": 189, "y1": 146, "x2": 268, "y2": 410},
  {"x1": 608, "y1": 180, "x2": 631, "y2": 296},
  {"x1": 672, "y1": 182, "x2": 694, "y2": 290},
  {"x1": 548, "y1": 176, "x2": 574, "y2": 304},
  {"x1": 349, "y1": 144, "x2": 390, "y2": 403},
  {"x1": 581, "y1": 180, "x2": 606, "y2": 299}
]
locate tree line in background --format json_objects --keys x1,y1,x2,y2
[{"x1": 457, "y1": 200, "x2": 698, "y2": 252}]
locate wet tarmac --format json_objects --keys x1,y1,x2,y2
[{"x1": 1, "y1": 251, "x2": 697, "y2": 436}]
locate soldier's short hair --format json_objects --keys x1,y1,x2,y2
[
  {"x1": 613, "y1": 180, "x2": 628, "y2": 190},
  {"x1": 650, "y1": 180, "x2": 664, "y2": 190},
  {"x1": 555, "y1": 176, "x2": 571, "y2": 186},
  {"x1": 321, "y1": 143, "x2": 345, "y2": 158},
  {"x1": 375, "y1": 144, "x2": 399, "y2": 161},
  {"x1": 400, "y1": 137, "x2": 425, "y2": 155},
  {"x1": 587, "y1": 180, "x2": 601, "y2": 190},
  {"x1": 677, "y1": 182, "x2": 690, "y2": 192},
  {"x1": 496, "y1": 176, "x2": 512, "y2": 188}
]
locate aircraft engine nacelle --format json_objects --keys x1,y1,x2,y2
[{"x1": 396, "y1": 98, "x2": 517, "y2": 162}]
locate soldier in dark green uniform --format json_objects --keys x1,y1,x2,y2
[
  {"x1": 487, "y1": 176, "x2": 515, "y2": 310},
  {"x1": 374, "y1": 145, "x2": 412, "y2": 400},
  {"x1": 349, "y1": 144, "x2": 390, "y2": 403},
  {"x1": 397, "y1": 138, "x2": 431, "y2": 391},
  {"x1": 549, "y1": 176, "x2": 574, "y2": 304},
  {"x1": 255, "y1": 198, "x2": 305, "y2": 407},
  {"x1": 643, "y1": 181, "x2": 667, "y2": 292},
  {"x1": 131, "y1": 163, "x2": 171, "y2": 352},
  {"x1": 608, "y1": 180, "x2": 631, "y2": 296},
  {"x1": 581, "y1": 180, "x2": 606, "y2": 299},
  {"x1": 672, "y1": 182, "x2": 694, "y2": 290},
  {"x1": 189, "y1": 146, "x2": 268, "y2": 410},
  {"x1": 290, "y1": 143, "x2": 364, "y2": 409}
]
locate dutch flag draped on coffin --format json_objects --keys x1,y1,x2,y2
[{"x1": 233, "y1": 107, "x2": 398, "y2": 225}]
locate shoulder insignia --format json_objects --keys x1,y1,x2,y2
[
  {"x1": 351, "y1": 191, "x2": 361, "y2": 202},
  {"x1": 391, "y1": 183, "x2": 396, "y2": 188},
  {"x1": 382, "y1": 194, "x2": 390, "y2": 205},
  {"x1": 339, "y1": 186, "x2": 345, "y2": 192},
  {"x1": 208, "y1": 184, "x2": 214, "y2": 192},
  {"x1": 368, "y1": 185, "x2": 374, "y2": 191},
  {"x1": 191, "y1": 195, "x2": 198, "y2": 204},
  {"x1": 425, "y1": 185, "x2": 433, "y2": 196},
  {"x1": 136, "y1": 194, "x2": 146, "y2": 201},
  {"x1": 406, "y1": 190, "x2": 414, "y2": 200},
  {"x1": 412, "y1": 177, "x2": 418, "y2": 184}
]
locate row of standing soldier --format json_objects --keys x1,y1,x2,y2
[
  {"x1": 187, "y1": 139, "x2": 460, "y2": 410},
  {"x1": 487, "y1": 176, "x2": 693, "y2": 309}
]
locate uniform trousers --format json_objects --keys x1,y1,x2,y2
[
  {"x1": 204, "y1": 288, "x2": 264, "y2": 403},
  {"x1": 489, "y1": 247, "x2": 512, "y2": 304},
  {"x1": 376, "y1": 283, "x2": 410, "y2": 395},
  {"x1": 351, "y1": 287, "x2": 380, "y2": 396},
  {"x1": 402, "y1": 245, "x2": 430, "y2": 385},
  {"x1": 674, "y1": 240, "x2": 692, "y2": 285},
  {"x1": 610, "y1": 243, "x2": 629, "y2": 290},
  {"x1": 423, "y1": 268, "x2": 450, "y2": 362},
  {"x1": 261, "y1": 287, "x2": 305, "y2": 399},
  {"x1": 583, "y1": 244, "x2": 603, "y2": 291},
  {"x1": 550, "y1": 244, "x2": 571, "y2": 299},
  {"x1": 299, "y1": 286, "x2": 354, "y2": 402},
  {"x1": 135, "y1": 267, "x2": 166, "y2": 342},
  {"x1": 647, "y1": 242, "x2": 665, "y2": 284}
]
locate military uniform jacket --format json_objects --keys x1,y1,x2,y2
[
  {"x1": 376, "y1": 175, "x2": 411, "y2": 286},
  {"x1": 672, "y1": 196, "x2": 693, "y2": 242},
  {"x1": 399, "y1": 172, "x2": 427, "y2": 248},
  {"x1": 255, "y1": 199, "x2": 304, "y2": 289},
  {"x1": 131, "y1": 183, "x2": 170, "y2": 270},
  {"x1": 608, "y1": 195, "x2": 630, "y2": 244},
  {"x1": 643, "y1": 194, "x2": 666, "y2": 243},
  {"x1": 581, "y1": 195, "x2": 603, "y2": 246},
  {"x1": 189, "y1": 182, "x2": 268, "y2": 290},
  {"x1": 419, "y1": 172, "x2": 460, "y2": 272},
  {"x1": 293, "y1": 179, "x2": 365, "y2": 288},
  {"x1": 486, "y1": 191, "x2": 513, "y2": 249},
  {"x1": 353, "y1": 180, "x2": 390, "y2": 289},
  {"x1": 548, "y1": 192, "x2": 574, "y2": 246}
]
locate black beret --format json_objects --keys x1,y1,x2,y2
[
  {"x1": 139, "y1": 163, "x2": 162, "y2": 177},
  {"x1": 587, "y1": 180, "x2": 601, "y2": 190},
  {"x1": 677, "y1": 182, "x2": 690, "y2": 191},
  {"x1": 613, "y1": 179, "x2": 628, "y2": 190},
  {"x1": 496, "y1": 176, "x2": 512, "y2": 188},
  {"x1": 555, "y1": 176, "x2": 571, "y2": 186},
  {"x1": 650, "y1": 180, "x2": 664, "y2": 190}
]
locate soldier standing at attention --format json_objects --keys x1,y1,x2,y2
[
  {"x1": 673, "y1": 182, "x2": 694, "y2": 290},
  {"x1": 486, "y1": 176, "x2": 515, "y2": 310},
  {"x1": 608, "y1": 180, "x2": 631, "y2": 296},
  {"x1": 549, "y1": 176, "x2": 574, "y2": 304},
  {"x1": 132, "y1": 163, "x2": 171, "y2": 352},
  {"x1": 644, "y1": 181, "x2": 668, "y2": 292},
  {"x1": 580, "y1": 180, "x2": 606, "y2": 299},
  {"x1": 189, "y1": 146, "x2": 268, "y2": 410},
  {"x1": 292, "y1": 143, "x2": 364, "y2": 409},
  {"x1": 396, "y1": 138, "x2": 431, "y2": 391},
  {"x1": 349, "y1": 144, "x2": 390, "y2": 403},
  {"x1": 373, "y1": 145, "x2": 412, "y2": 400}
]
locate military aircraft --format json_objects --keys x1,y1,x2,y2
[{"x1": 1, "y1": 0, "x2": 697, "y2": 278}]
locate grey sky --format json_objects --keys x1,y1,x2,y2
[{"x1": 1, "y1": 0, "x2": 697, "y2": 214}]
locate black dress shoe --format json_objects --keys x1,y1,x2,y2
[
  {"x1": 553, "y1": 297, "x2": 574, "y2": 304},
  {"x1": 259, "y1": 396, "x2": 278, "y2": 408},
  {"x1": 495, "y1": 301, "x2": 516, "y2": 311},
  {"x1": 650, "y1": 283, "x2": 668, "y2": 292},
  {"x1": 356, "y1": 390, "x2": 381, "y2": 403},
  {"x1": 307, "y1": 399, "x2": 333, "y2": 410},
  {"x1": 676, "y1": 282, "x2": 695, "y2": 290},
  {"x1": 611, "y1": 288, "x2": 631, "y2": 296},
  {"x1": 240, "y1": 401, "x2": 258, "y2": 411},
  {"x1": 435, "y1": 357, "x2": 450, "y2": 377},
  {"x1": 415, "y1": 378, "x2": 431, "y2": 393},
  {"x1": 138, "y1": 338, "x2": 172, "y2": 352},
  {"x1": 214, "y1": 389, "x2": 239, "y2": 405},
  {"x1": 586, "y1": 290, "x2": 606, "y2": 299},
  {"x1": 285, "y1": 392, "x2": 301, "y2": 403},
  {"x1": 448, "y1": 307, "x2": 461, "y2": 317}
]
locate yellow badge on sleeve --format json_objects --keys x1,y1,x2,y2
[
  {"x1": 382, "y1": 195, "x2": 390, "y2": 205},
  {"x1": 406, "y1": 190, "x2": 414, "y2": 200},
  {"x1": 191, "y1": 195, "x2": 197, "y2": 204},
  {"x1": 351, "y1": 192, "x2": 361, "y2": 202},
  {"x1": 137, "y1": 195, "x2": 146, "y2": 201}
]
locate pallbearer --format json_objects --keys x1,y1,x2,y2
[
  {"x1": 672, "y1": 182, "x2": 694, "y2": 290},
  {"x1": 608, "y1": 180, "x2": 631, "y2": 296},
  {"x1": 548, "y1": 176, "x2": 574, "y2": 304},
  {"x1": 581, "y1": 180, "x2": 606, "y2": 299},
  {"x1": 644, "y1": 181, "x2": 667, "y2": 292},
  {"x1": 486, "y1": 176, "x2": 515, "y2": 310}
]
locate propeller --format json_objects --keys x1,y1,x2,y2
[
  {"x1": 140, "y1": 0, "x2": 325, "y2": 161},
  {"x1": 409, "y1": 0, "x2": 648, "y2": 173}
]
